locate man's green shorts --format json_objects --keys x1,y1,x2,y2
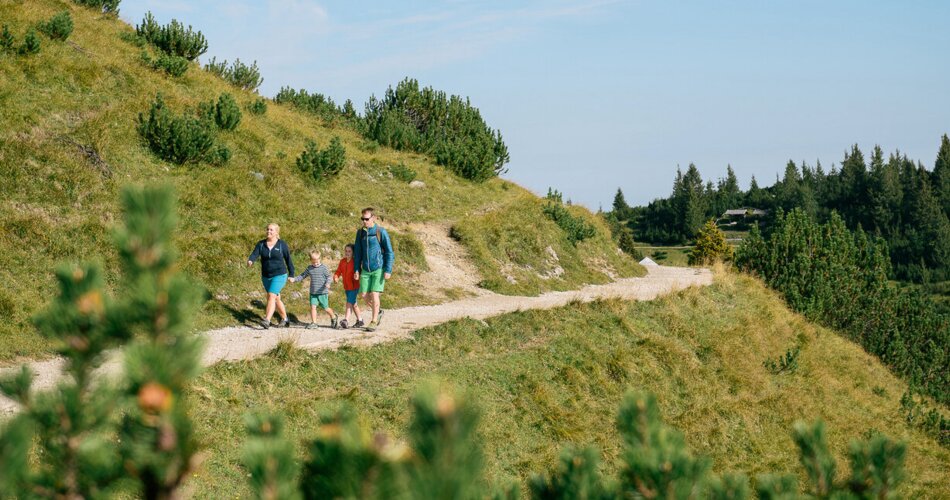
[
  {"x1": 359, "y1": 268, "x2": 386, "y2": 294},
  {"x1": 310, "y1": 294, "x2": 329, "y2": 309}
]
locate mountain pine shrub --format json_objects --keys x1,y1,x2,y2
[
  {"x1": 736, "y1": 209, "x2": 950, "y2": 403},
  {"x1": 274, "y1": 87, "x2": 343, "y2": 122},
  {"x1": 390, "y1": 162, "x2": 417, "y2": 183},
  {"x1": 689, "y1": 220, "x2": 733, "y2": 265},
  {"x1": 364, "y1": 78, "x2": 510, "y2": 182},
  {"x1": 296, "y1": 137, "x2": 346, "y2": 182},
  {"x1": 73, "y1": 0, "x2": 121, "y2": 14},
  {"x1": 543, "y1": 189, "x2": 597, "y2": 245},
  {"x1": 212, "y1": 93, "x2": 241, "y2": 130},
  {"x1": 19, "y1": 29, "x2": 40, "y2": 55},
  {"x1": 141, "y1": 50, "x2": 188, "y2": 77},
  {"x1": 204, "y1": 57, "x2": 263, "y2": 92},
  {"x1": 0, "y1": 25, "x2": 14, "y2": 51},
  {"x1": 247, "y1": 98, "x2": 267, "y2": 115},
  {"x1": 0, "y1": 186, "x2": 206, "y2": 498},
  {"x1": 137, "y1": 94, "x2": 217, "y2": 165},
  {"x1": 135, "y1": 12, "x2": 207, "y2": 60},
  {"x1": 38, "y1": 11, "x2": 73, "y2": 41}
]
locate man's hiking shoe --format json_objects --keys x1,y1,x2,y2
[
  {"x1": 261, "y1": 319, "x2": 270, "y2": 329},
  {"x1": 366, "y1": 320, "x2": 378, "y2": 332},
  {"x1": 353, "y1": 319, "x2": 364, "y2": 328},
  {"x1": 339, "y1": 319, "x2": 348, "y2": 329},
  {"x1": 331, "y1": 316, "x2": 339, "y2": 329},
  {"x1": 305, "y1": 322, "x2": 318, "y2": 330},
  {"x1": 376, "y1": 310, "x2": 385, "y2": 326}
]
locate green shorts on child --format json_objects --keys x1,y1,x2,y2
[{"x1": 310, "y1": 293, "x2": 329, "y2": 309}]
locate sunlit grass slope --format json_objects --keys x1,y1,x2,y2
[
  {"x1": 189, "y1": 270, "x2": 949, "y2": 497},
  {"x1": 0, "y1": 1, "x2": 640, "y2": 360}
]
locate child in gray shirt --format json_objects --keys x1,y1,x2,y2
[{"x1": 290, "y1": 251, "x2": 339, "y2": 328}]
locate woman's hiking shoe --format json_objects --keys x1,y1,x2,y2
[
  {"x1": 305, "y1": 322, "x2": 318, "y2": 330},
  {"x1": 354, "y1": 319, "x2": 365, "y2": 328},
  {"x1": 280, "y1": 319, "x2": 290, "y2": 328},
  {"x1": 261, "y1": 319, "x2": 271, "y2": 329},
  {"x1": 331, "y1": 316, "x2": 339, "y2": 329},
  {"x1": 339, "y1": 319, "x2": 349, "y2": 329}
]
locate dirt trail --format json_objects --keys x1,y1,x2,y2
[{"x1": 0, "y1": 224, "x2": 712, "y2": 415}]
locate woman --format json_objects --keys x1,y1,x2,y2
[{"x1": 247, "y1": 223, "x2": 295, "y2": 328}]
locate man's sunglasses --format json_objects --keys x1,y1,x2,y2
[{"x1": 361, "y1": 217, "x2": 372, "y2": 221}]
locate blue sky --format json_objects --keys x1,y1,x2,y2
[{"x1": 120, "y1": 0, "x2": 950, "y2": 209}]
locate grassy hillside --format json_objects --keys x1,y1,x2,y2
[
  {"x1": 0, "y1": 1, "x2": 640, "y2": 360},
  {"x1": 188, "y1": 270, "x2": 949, "y2": 497}
]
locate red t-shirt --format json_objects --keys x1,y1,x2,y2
[{"x1": 335, "y1": 258, "x2": 358, "y2": 291}]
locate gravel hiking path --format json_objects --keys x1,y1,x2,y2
[{"x1": 0, "y1": 263, "x2": 711, "y2": 415}]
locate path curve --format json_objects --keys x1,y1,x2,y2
[{"x1": 0, "y1": 264, "x2": 711, "y2": 415}]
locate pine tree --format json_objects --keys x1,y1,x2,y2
[
  {"x1": 933, "y1": 134, "x2": 950, "y2": 218},
  {"x1": 612, "y1": 188, "x2": 630, "y2": 218},
  {"x1": 38, "y1": 11, "x2": 74, "y2": 41},
  {"x1": 689, "y1": 220, "x2": 733, "y2": 265},
  {"x1": 19, "y1": 28, "x2": 41, "y2": 55}
]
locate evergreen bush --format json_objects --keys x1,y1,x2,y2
[
  {"x1": 364, "y1": 78, "x2": 510, "y2": 182},
  {"x1": 390, "y1": 162, "x2": 417, "y2": 183},
  {"x1": 211, "y1": 93, "x2": 241, "y2": 130},
  {"x1": 137, "y1": 94, "x2": 218, "y2": 165},
  {"x1": 38, "y1": 11, "x2": 73, "y2": 41},
  {"x1": 135, "y1": 12, "x2": 207, "y2": 60},
  {"x1": 204, "y1": 57, "x2": 263, "y2": 92},
  {"x1": 296, "y1": 137, "x2": 346, "y2": 182},
  {"x1": 73, "y1": 0, "x2": 121, "y2": 14},
  {"x1": 543, "y1": 189, "x2": 597, "y2": 245},
  {"x1": 141, "y1": 50, "x2": 189, "y2": 77},
  {"x1": 736, "y1": 209, "x2": 950, "y2": 403},
  {"x1": 0, "y1": 186, "x2": 205, "y2": 498},
  {"x1": 0, "y1": 25, "x2": 14, "y2": 51},
  {"x1": 19, "y1": 29, "x2": 40, "y2": 55},
  {"x1": 247, "y1": 98, "x2": 267, "y2": 115},
  {"x1": 274, "y1": 87, "x2": 342, "y2": 122},
  {"x1": 617, "y1": 227, "x2": 642, "y2": 260},
  {"x1": 689, "y1": 219, "x2": 733, "y2": 265}
]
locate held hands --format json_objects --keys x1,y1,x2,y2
[
  {"x1": 246, "y1": 260, "x2": 253, "y2": 268},
  {"x1": 354, "y1": 272, "x2": 360, "y2": 281},
  {"x1": 384, "y1": 272, "x2": 391, "y2": 280}
]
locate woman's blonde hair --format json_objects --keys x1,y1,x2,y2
[{"x1": 267, "y1": 223, "x2": 280, "y2": 236}]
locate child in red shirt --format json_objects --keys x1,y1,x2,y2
[{"x1": 333, "y1": 244, "x2": 364, "y2": 329}]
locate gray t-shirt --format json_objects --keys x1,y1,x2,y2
[{"x1": 295, "y1": 264, "x2": 331, "y2": 295}]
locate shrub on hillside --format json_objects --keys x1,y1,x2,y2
[
  {"x1": 73, "y1": 0, "x2": 121, "y2": 14},
  {"x1": 274, "y1": 87, "x2": 343, "y2": 122},
  {"x1": 736, "y1": 208, "x2": 950, "y2": 404},
  {"x1": 296, "y1": 137, "x2": 346, "y2": 182},
  {"x1": 0, "y1": 25, "x2": 14, "y2": 51},
  {"x1": 135, "y1": 12, "x2": 207, "y2": 60},
  {"x1": 246, "y1": 98, "x2": 267, "y2": 115},
  {"x1": 364, "y1": 78, "x2": 510, "y2": 182},
  {"x1": 141, "y1": 50, "x2": 189, "y2": 77},
  {"x1": 617, "y1": 227, "x2": 642, "y2": 259},
  {"x1": 138, "y1": 94, "x2": 219, "y2": 165},
  {"x1": 689, "y1": 219, "x2": 733, "y2": 265},
  {"x1": 19, "y1": 29, "x2": 40, "y2": 55},
  {"x1": 204, "y1": 57, "x2": 263, "y2": 92},
  {"x1": 38, "y1": 11, "x2": 73, "y2": 41},
  {"x1": 0, "y1": 186, "x2": 205, "y2": 498},
  {"x1": 389, "y1": 162, "x2": 417, "y2": 183},
  {"x1": 543, "y1": 188, "x2": 597, "y2": 245},
  {"x1": 207, "y1": 93, "x2": 241, "y2": 131}
]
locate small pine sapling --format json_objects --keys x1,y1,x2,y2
[
  {"x1": 247, "y1": 98, "x2": 268, "y2": 116},
  {"x1": 0, "y1": 25, "x2": 16, "y2": 51},
  {"x1": 296, "y1": 137, "x2": 346, "y2": 182},
  {"x1": 19, "y1": 29, "x2": 41, "y2": 55},
  {"x1": 38, "y1": 11, "x2": 74, "y2": 41},
  {"x1": 213, "y1": 93, "x2": 242, "y2": 130}
]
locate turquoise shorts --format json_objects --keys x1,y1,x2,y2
[
  {"x1": 310, "y1": 294, "x2": 329, "y2": 309},
  {"x1": 262, "y1": 273, "x2": 288, "y2": 295},
  {"x1": 345, "y1": 289, "x2": 359, "y2": 304}
]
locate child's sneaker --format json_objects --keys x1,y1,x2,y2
[
  {"x1": 306, "y1": 322, "x2": 318, "y2": 330},
  {"x1": 331, "y1": 316, "x2": 339, "y2": 329},
  {"x1": 354, "y1": 319, "x2": 365, "y2": 328},
  {"x1": 339, "y1": 319, "x2": 349, "y2": 329}
]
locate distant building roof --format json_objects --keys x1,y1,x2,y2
[{"x1": 723, "y1": 208, "x2": 767, "y2": 217}]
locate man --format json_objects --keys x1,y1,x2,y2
[{"x1": 353, "y1": 207, "x2": 394, "y2": 331}]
